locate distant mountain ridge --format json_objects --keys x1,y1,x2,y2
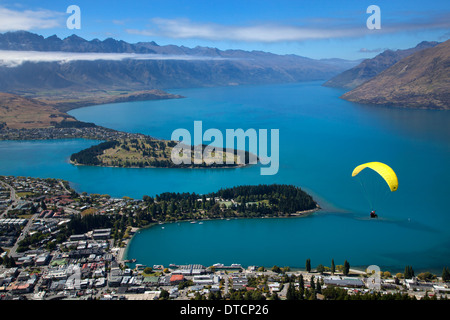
[
  {"x1": 341, "y1": 40, "x2": 450, "y2": 110},
  {"x1": 323, "y1": 41, "x2": 440, "y2": 90},
  {"x1": 0, "y1": 31, "x2": 360, "y2": 94},
  {"x1": 0, "y1": 31, "x2": 156, "y2": 53}
]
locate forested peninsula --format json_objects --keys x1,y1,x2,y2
[
  {"x1": 70, "y1": 137, "x2": 253, "y2": 168},
  {"x1": 71, "y1": 184, "x2": 319, "y2": 231}
]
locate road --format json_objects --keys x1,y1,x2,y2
[
  {"x1": 0, "y1": 180, "x2": 18, "y2": 218},
  {"x1": 8, "y1": 212, "x2": 40, "y2": 258},
  {"x1": 0, "y1": 179, "x2": 29, "y2": 257},
  {"x1": 1, "y1": 179, "x2": 79, "y2": 257},
  {"x1": 59, "y1": 180, "x2": 71, "y2": 194}
]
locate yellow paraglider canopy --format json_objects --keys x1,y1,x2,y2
[{"x1": 352, "y1": 162, "x2": 398, "y2": 192}]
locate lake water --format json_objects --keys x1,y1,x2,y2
[{"x1": 1, "y1": 81, "x2": 449, "y2": 273}]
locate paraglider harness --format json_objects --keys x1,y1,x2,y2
[{"x1": 370, "y1": 210, "x2": 378, "y2": 218}]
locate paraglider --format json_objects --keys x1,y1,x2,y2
[{"x1": 352, "y1": 162, "x2": 398, "y2": 218}]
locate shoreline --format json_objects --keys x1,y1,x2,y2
[
  {"x1": 69, "y1": 159, "x2": 251, "y2": 170},
  {"x1": 0, "y1": 89, "x2": 184, "y2": 131},
  {"x1": 31, "y1": 89, "x2": 185, "y2": 113}
]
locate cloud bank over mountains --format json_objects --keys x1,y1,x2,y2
[{"x1": 0, "y1": 50, "x2": 230, "y2": 67}]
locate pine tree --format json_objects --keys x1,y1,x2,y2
[
  {"x1": 286, "y1": 282, "x2": 297, "y2": 300},
  {"x1": 343, "y1": 260, "x2": 350, "y2": 276},
  {"x1": 404, "y1": 266, "x2": 415, "y2": 279},
  {"x1": 331, "y1": 259, "x2": 335, "y2": 275},
  {"x1": 299, "y1": 274, "x2": 304, "y2": 290},
  {"x1": 306, "y1": 259, "x2": 311, "y2": 273},
  {"x1": 309, "y1": 288, "x2": 316, "y2": 300},
  {"x1": 316, "y1": 279, "x2": 322, "y2": 294},
  {"x1": 298, "y1": 274, "x2": 305, "y2": 300},
  {"x1": 442, "y1": 267, "x2": 450, "y2": 282}
]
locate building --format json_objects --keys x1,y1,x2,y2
[
  {"x1": 92, "y1": 228, "x2": 111, "y2": 240},
  {"x1": 8, "y1": 283, "x2": 33, "y2": 294},
  {"x1": 324, "y1": 276, "x2": 365, "y2": 288},
  {"x1": 231, "y1": 275, "x2": 248, "y2": 290},
  {"x1": 433, "y1": 285, "x2": 450, "y2": 295},
  {"x1": 35, "y1": 253, "x2": 51, "y2": 266},
  {"x1": 172, "y1": 264, "x2": 206, "y2": 276},
  {"x1": 69, "y1": 234, "x2": 86, "y2": 241},
  {"x1": 268, "y1": 282, "x2": 282, "y2": 293},
  {"x1": 170, "y1": 274, "x2": 185, "y2": 285},
  {"x1": 159, "y1": 275, "x2": 171, "y2": 286},
  {"x1": 142, "y1": 276, "x2": 159, "y2": 287},
  {"x1": 193, "y1": 274, "x2": 220, "y2": 286},
  {"x1": 108, "y1": 267, "x2": 123, "y2": 287},
  {"x1": 0, "y1": 218, "x2": 27, "y2": 227}
]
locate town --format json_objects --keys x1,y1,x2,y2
[
  {"x1": 0, "y1": 123, "x2": 151, "y2": 141},
  {"x1": 0, "y1": 175, "x2": 449, "y2": 301}
]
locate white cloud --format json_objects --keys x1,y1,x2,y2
[
  {"x1": 127, "y1": 18, "x2": 365, "y2": 42},
  {"x1": 0, "y1": 6, "x2": 64, "y2": 31},
  {"x1": 0, "y1": 50, "x2": 230, "y2": 67},
  {"x1": 128, "y1": 15, "x2": 450, "y2": 43},
  {"x1": 358, "y1": 47, "x2": 386, "y2": 53}
]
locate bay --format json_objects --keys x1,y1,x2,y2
[{"x1": 1, "y1": 81, "x2": 449, "y2": 272}]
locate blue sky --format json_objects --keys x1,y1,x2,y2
[{"x1": 0, "y1": 0, "x2": 449, "y2": 60}]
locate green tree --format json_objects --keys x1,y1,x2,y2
[
  {"x1": 270, "y1": 292, "x2": 280, "y2": 300},
  {"x1": 417, "y1": 272, "x2": 436, "y2": 281},
  {"x1": 272, "y1": 265, "x2": 282, "y2": 273},
  {"x1": 331, "y1": 259, "x2": 335, "y2": 275},
  {"x1": 306, "y1": 259, "x2": 311, "y2": 273},
  {"x1": 404, "y1": 266, "x2": 415, "y2": 279},
  {"x1": 286, "y1": 282, "x2": 298, "y2": 300},
  {"x1": 2, "y1": 255, "x2": 14, "y2": 267},
  {"x1": 316, "y1": 279, "x2": 322, "y2": 294},
  {"x1": 316, "y1": 264, "x2": 325, "y2": 274},
  {"x1": 308, "y1": 288, "x2": 316, "y2": 300},
  {"x1": 442, "y1": 267, "x2": 450, "y2": 282},
  {"x1": 159, "y1": 289, "x2": 170, "y2": 300},
  {"x1": 343, "y1": 260, "x2": 350, "y2": 276},
  {"x1": 299, "y1": 274, "x2": 305, "y2": 291},
  {"x1": 143, "y1": 267, "x2": 153, "y2": 274}
]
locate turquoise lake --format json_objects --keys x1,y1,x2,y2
[{"x1": 1, "y1": 81, "x2": 449, "y2": 273}]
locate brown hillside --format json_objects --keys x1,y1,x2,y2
[
  {"x1": 0, "y1": 93, "x2": 75, "y2": 129},
  {"x1": 342, "y1": 40, "x2": 450, "y2": 110}
]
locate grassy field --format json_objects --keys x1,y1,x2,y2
[
  {"x1": 0, "y1": 92, "x2": 75, "y2": 129},
  {"x1": 0, "y1": 89, "x2": 183, "y2": 129},
  {"x1": 97, "y1": 138, "x2": 243, "y2": 168}
]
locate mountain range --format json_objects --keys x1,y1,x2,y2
[
  {"x1": 0, "y1": 30, "x2": 447, "y2": 127},
  {"x1": 341, "y1": 40, "x2": 450, "y2": 110},
  {"x1": 323, "y1": 41, "x2": 440, "y2": 90},
  {"x1": 0, "y1": 31, "x2": 359, "y2": 94}
]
